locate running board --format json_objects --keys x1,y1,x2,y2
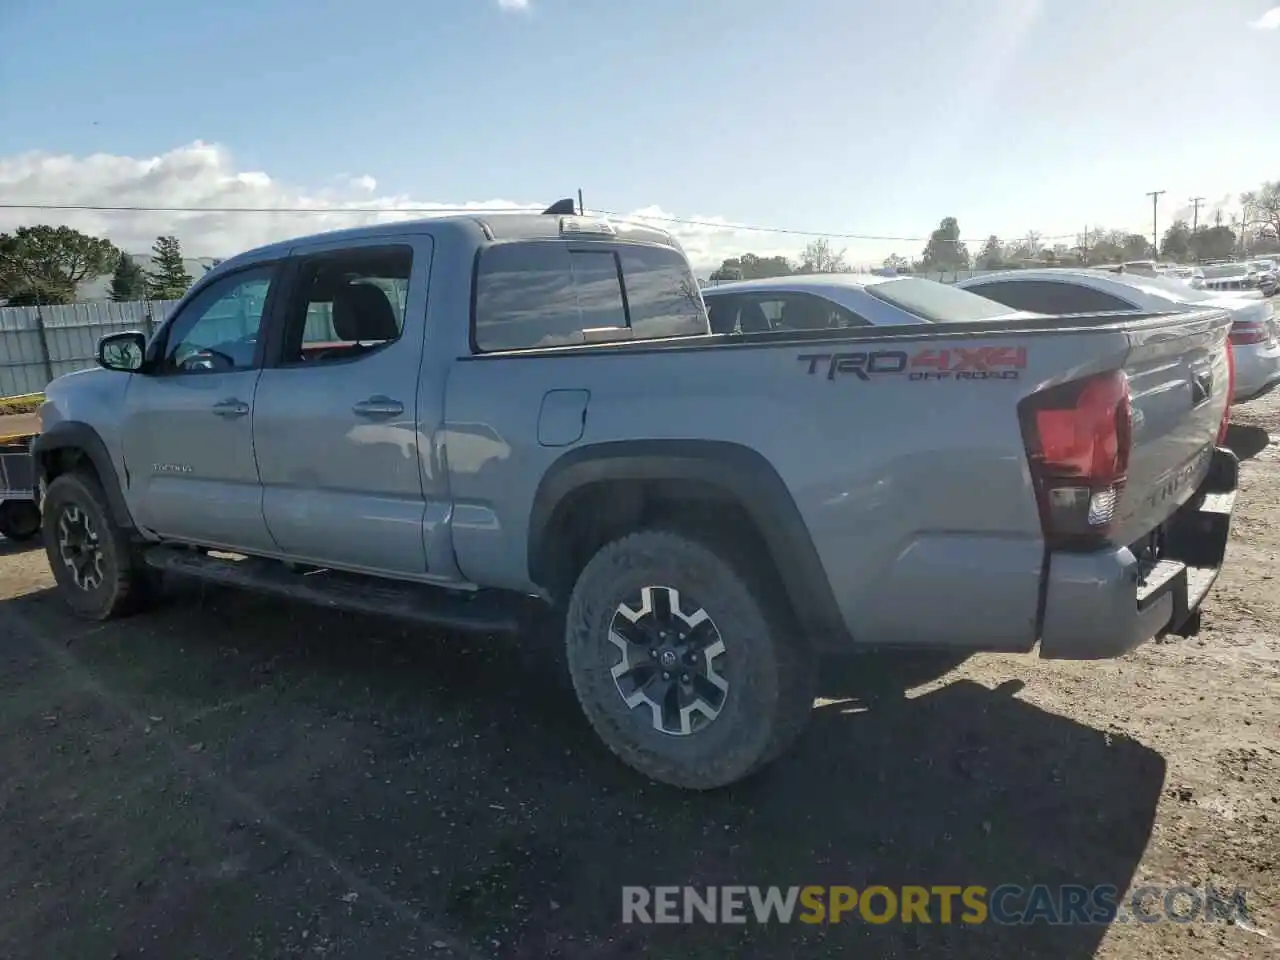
[{"x1": 143, "y1": 547, "x2": 530, "y2": 636}]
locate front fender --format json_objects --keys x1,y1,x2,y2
[{"x1": 30, "y1": 421, "x2": 136, "y2": 530}]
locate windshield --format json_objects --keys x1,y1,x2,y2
[
  {"x1": 866, "y1": 277, "x2": 1023, "y2": 322},
  {"x1": 1202, "y1": 264, "x2": 1249, "y2": 279}
]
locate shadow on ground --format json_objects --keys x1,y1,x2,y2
[
  {"x1": 1225, "y1": 422, "x2": 1270, "y2": 462},
  {"x1": 0, "y1": 535, "x2": 41, "y2": 557},
  {"x1": 0, "y1": 584, "x2": 1165, "y2": 959}
]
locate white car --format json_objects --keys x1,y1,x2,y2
[
  {"x1": 700, "y1": 273, "x2": 1033, "y2": 333},
  {"x1": 957, "y1": 268, "x2": 1280, "y2": 404},
  {"x1": 1247, "y1": 259, "x2": 1278, "y2": 297},
  {"x1": 1198, "y1": 262, "x2": 1260, "y2": 294}
]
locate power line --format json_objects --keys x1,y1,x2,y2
[
  {"x1": 0, "y1": 199, "x2": 1091, "y2": 245},
  {"x1": 0, "y1": 202, "x2": 532, "y2": 215}
]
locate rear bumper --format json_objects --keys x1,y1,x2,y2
[{"x1": 1038, "y1": 447, "x2": 1238, "y2": 659}]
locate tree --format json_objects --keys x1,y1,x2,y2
[
  {"x1": 797, "y1": 238, "x2": 848, "y2": 274},
  {"x1": 109, "y1": 253, "x2": 147, "y2": 301},
  {"x1": 882, "y1": 253, "x2": 911, "y2": 272},
  {"x1": 1189, "y1": 225, "x2": 1236, "y2": 262},
  {"x1": 919, "y1": 217, "x2": 970, "y2": 271},
  {"x1": 709, "y1": 252, "x2": 794, "y2": 283},
  {"x1": 1160, "y1": 220, "x2": 1191, "y2": 262},
  {"x1": 1121, "y1": 234, "x2": 1152, "y2": 260},
  {"x1": 0, "y1": 225, "x2": 119, "y2": 305},
  {"x1": 976, "y1": 235, "x2": 1005, "y2": 269},
  {"x1": 1087, "y1": 230, "x2": 1125, "y2": 265},
  {"x1": 146, "y1": 235, "x2": 193, "y2": 300},
  {"x1": 1241, "y1": 182, "x2": 1280, "y2": 244}
]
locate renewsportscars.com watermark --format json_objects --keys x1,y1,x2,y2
[{"x1": 622, "y1": 884, "x2": 1259, "y2": 927}]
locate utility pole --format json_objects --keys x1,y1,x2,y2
[
  {"x1": 1190, "y1": 196, "x2": 1205, "y2": 234},
  {"x1": 577, "y1": 188, "x2": 585, "y2": 216},
  {"x1": 1146, "y1": 189, "x2": 1166, "y2": 258}
]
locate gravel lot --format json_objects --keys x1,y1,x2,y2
[{"x1": 0, "y1": 395, "x2": 1277, "y2": 959}]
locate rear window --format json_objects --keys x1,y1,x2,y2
[
  {"x1": 865, "y1": 277, "x2": 1022, "y2": 323},
  {"x1": 473, "y1": 241, "x2": 707, "y2": 351}
]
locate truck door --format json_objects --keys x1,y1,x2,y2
[
  {"x1": 119, "y1": 262, "x2": 281, "y2": 552},
  {"x1": 251, "y1": 235, "x2": 437, "y2": 576}
]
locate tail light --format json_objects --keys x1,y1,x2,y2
[
  {"x1": 1019, "y1": 370, "x2": 1131, "y2": 551},
  {"x1": 1229, "y1": 320, "x2": 1270, "y2": 345},
  {"x1": 1219, "y1": 340, "x2": 1234, "y2": 446}
]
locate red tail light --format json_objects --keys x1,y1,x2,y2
[
  {"x1": 1219, "y1": 341, "x2": 1234, "y2": 446},
  {"x1": 1019, "y1": 370, "x2": 1132, "y2": 551},
  {"x1": 1229, "y1": 321, "x2": 1270, "y2": 346}
]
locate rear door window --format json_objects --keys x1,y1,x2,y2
[
  {"x1": 963, "y1": 280, "x2": 1136, "y2": 315},
  {"x1": 704, "y1": 291, "x2": 870, "y2": 332},
  {"x1": 473, "y1": 241, "x2": 707, "y2": 351}
]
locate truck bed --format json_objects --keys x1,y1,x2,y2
[{"x1": 445, "y1": 304, "x2": 1235, "y2": 658}]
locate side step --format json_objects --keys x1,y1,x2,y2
[{"x1": 144, "y1": 547, "x2": 533, "y2": 636}]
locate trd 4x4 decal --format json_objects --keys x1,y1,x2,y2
[{"x1": 799, "y1": 346, "x2": 1027, "y2": 382}]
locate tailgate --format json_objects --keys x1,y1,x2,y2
[{"x1": 1113, "y1": 307, "x2": 1233, "y2": 547}]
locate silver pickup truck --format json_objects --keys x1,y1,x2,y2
[{"x1": 31, "y1": 204, "x2": 1239, "y2": 789}]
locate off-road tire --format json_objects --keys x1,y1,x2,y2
[
  {"x1": 0, "y1": 500, "x2": 41, "y2": 542},
  {"x1": 41, "y1": 471, "x2": 153, "y2": 621},
  {"x1": 565, "y1": 528, "x2": 816, "y2": 790}
]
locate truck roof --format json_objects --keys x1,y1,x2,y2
[{"x1": 214, "y1": 211, "x2": 681, "y2": 274}]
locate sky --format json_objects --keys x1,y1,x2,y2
[{"x1": 1, "y1": 0, "x2": 1279, "y2": 271}]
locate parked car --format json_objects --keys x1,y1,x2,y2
[
  {"x1": 31, "y1": 207, "x2": 1239, "y2": 790},
  {"x1": 1247, "y1": 259, "x2": 1278, "y2": 297},
  {"x1": 957, "y1": 268, "x2": 1280, "y2": 403},
  {"x1": 1198, "y1": 261, "x2": 1260, "y2": 294},
  {"x1": 700, "y1": 273, "x2": 1036, "y2": 332}
]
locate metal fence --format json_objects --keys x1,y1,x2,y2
[{"x1": 0, "y1": 300, "x2": 181, "y2": 398}]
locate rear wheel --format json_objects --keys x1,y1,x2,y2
[
  {"x1": 565, "y1": 528, "x2": 816, "y2": 790},
  {"x1": 0, "y1": 500, "x2": 41, "y2": 542},
  {"x1": 41, "y1": 472, "x2": 154, "y2": 620}
]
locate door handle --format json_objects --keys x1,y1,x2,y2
[
  {"x1": 212, "y1": 398, "x2": 250, "y2": 418},
  {"x1": 352, "y1": 396, "x2": 404, "y2": 418}
]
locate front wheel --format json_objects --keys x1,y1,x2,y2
[
  {"x1": 41, "y1": 472, "x2": 153, "y2": 620},
  {"x1": 565, "y1": 529, "x2": 816, "y2": 790}
]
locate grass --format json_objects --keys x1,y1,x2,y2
[{"x1": 0, "y1": 393, "x2": 44, "y2": 416}]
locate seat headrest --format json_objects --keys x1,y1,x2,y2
[
  {"x1": 332, "y1": 283, "x2": 399, "y2": 342},
  {"x1": 737, "y1": 302, "x2": 771, "y2": 332}
]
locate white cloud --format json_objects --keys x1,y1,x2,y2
[
  {"x1": 1250, "y1": 6, "x2": 1280, "y2": 29},
  {"x1": 497, "y1": 0, "x2": 530, "y2": 10},
  {"x1": 0, "y1": 142, "x2": 821, "y2": 273}
]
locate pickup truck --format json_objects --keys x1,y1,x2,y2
[{"x1": 31, "y1": 204, "x2": 1239, "y2": 790}]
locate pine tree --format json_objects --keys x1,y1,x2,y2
[
  {"x1": 109, "y1": 253, "x2": 147, "y2": 301},
  {"x1": 145, "y1": 235, "x2": 193, "y2": 300}
]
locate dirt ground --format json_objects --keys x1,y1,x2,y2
[
  {"x1": 0, "y1": 412, "x2": 39, "y2": 441},
  {"x1": 0, "y1": 397, "x2": 1277, "y2": 959}
]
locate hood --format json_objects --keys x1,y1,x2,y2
[{"x1": 41, "y1": 365, "x2": 131, "y2": 431}]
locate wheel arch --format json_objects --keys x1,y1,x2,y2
[
  {"x1": 30, "y1": 421, "x2": 136, "y2": 531},
  {"x1": 527, "y1": 439, "x2": 849, "y2": 645}
]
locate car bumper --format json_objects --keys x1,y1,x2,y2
[
  {"x1": 1232, "y1": 339, "x2": 1280, "y2": 402},
  {"x1": 1038, "y1": 447, "x2": 1238, "y2": 659}
]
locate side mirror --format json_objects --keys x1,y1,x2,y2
[{"x1": 97, "y1": 331, "x2": 147, "y2": 372}]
